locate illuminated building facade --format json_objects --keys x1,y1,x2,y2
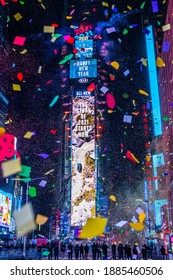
[
  {"x1": 60, "y1": 0, "x2": 108, "y2": 232},
  {"x1": 150, "y1": 0, "x2": 173, "y2": 236}
]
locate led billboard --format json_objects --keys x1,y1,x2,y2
[
  {"x1": 71, "y1": 90, "x2": 96, "y2": 226},
  {"x1": 70, "y1": 59, "x2": 97, "y2": 79},
  {"x1": 145, "y1": 25, "x2": 162, "y2": 136},
  {"x1": 75, "y1": 40, "x2": 93, "y2": 59},
  {"x1": 0, "y1": 190, "x2": 12, "y2": 228}
]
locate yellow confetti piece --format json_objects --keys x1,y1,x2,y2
[
  {"x1": 24, "y1": 131, "x2": 33, "y2": 139},
  {"x1": 44, "y1": 169, "x2": 55, "y2": 175},
  {"x1": 102, "y1": 1, "x2": 109, "y2": 7},
  {"x1": 36, "y1": 214, "x2": 48, "y2": 225},
  {"x1": 139, "y1": 212, "x2": 146, "y2": 223},
  {"x1": 13, "y1": 84, "x2": 21, "y2": 91},
  {"x1": 111, "y1": 61, "x2": 120, "y2": 70},
  {"x1": 127, "y1": 5, "x2": 132, "y2": 10},
  {"x1": 109, "y1": 195, "x2": 116, "y2": 202},
  {"x1": 1, "y1": 158, "x2": 22, "y2": 178},
  {"x1": 14, "y1": 13, "x2": 23, "y2": 21},
  {"x1": 20, "y1": 49, "x2": 27, "y2": 54},
  {"x1": 41, "y1": 3, "x2": 45, "y2": 9},
  {"x1": 141, "y1": 58, "x2": 147, "y2": 66},
  {"x1": 79, "y1": 218, "x2": 107, "y2": 239},
  {"x1": 43, "y1": 26, "x2": 55, "y2": 33},
  {"x1": 129, "y1": 222, "x2": 145, "y2": 231},
  {"x1": 0, "y1": 127, "x2": 6, "y2": 137},
  {"x1": 139, "y1": 89, "x2": 149, "y2": 96},
  {"x1": 66, "y1": 16, "x2": 72, "y2": 19},
  {"x1": 162, "y1": 23, "x2": 171, "y2": 32},
  {"x1": 156, "y1": 56, "x2": 165, "y2": 67}
]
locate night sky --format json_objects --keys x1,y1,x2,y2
[{"x1": 0, "y1": 0, "x2": 168, "y2": 237}]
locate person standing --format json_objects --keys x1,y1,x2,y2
[
  {"x1": 54, "y1": 243, "x2": 59, "y2": 260},
  {"x1": 136, "y1": 244, "x2": 141, "y2": 260},
  {"x1": 111, "y1": 242, "x2": 116, "y2": 260},
  {"x1": 132, "y1": 244, "x2": 138, "y2": 260},
  {"x1": 92, "y1": 242, "x2": 97, "y2": 260},
  {"x1": 80, "y1": 243, "x2": 84, "y2": 259},
  {"x1": 141, "y1": 244, "x2": 147, "y2": 260},
  {"x1": 48, "y1": 243, "x2": 53, "y2": 260},
  {"x1": 117, "y1": 243, "x2": 123, "y2": 260},
  {"x1": 37, "y1": 244, "x2": 42, "y2": 260},
  {"x1": 74, "y1": 243, "x2": 80, "y2": 259},
  {"x1": 68, "y1": 242, "x2": 73, "y2": 260},
  {"x1": 124, "y1": 243, "x2": 128, "y2": 260},
  {"x1": 126, "y1": 245, "x2": 132, "y2": 260},
  {"x1": 84, "y1": 243, "x2": 89, "y2": 260},
  {"x1": 160, "y1": 245, "x2": 166, "y2": 260},
  {"x1": 102, "y1": 241, "x2": 108, "y2": 260},
  {"x1": 60, "y1": 242, "x2": 66, "y2": 259}
]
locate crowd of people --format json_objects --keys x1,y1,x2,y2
[
  {"x1": 0, "y1": 238, "x2": 168, "y2": 260},
  {"x1": 35, "y1": 240, "x2": 166, "y2": 260}
]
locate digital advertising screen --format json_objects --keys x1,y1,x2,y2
[
  {"x1": 70, "y1": 59, "x2": 97, "y2": 79},
  {"x1": 0, "y1": 190, "x2": 12, "y2": 228},
  {"x1": 75, "y1": 40, "x2": 93, "y2": 59},
  {"x1": 71, "y1": 90, "x2": 96, "y2": 227}
]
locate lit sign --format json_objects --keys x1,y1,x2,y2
[
  {"x1": 154, "y1": 199, "x2": 168, "y2": 227},
  {"x1": 71, "y1": 90, "x2": 96, "y2": 226},
  {"x1": 74, "y1": 23, "x2": 92, "y2": 36},
  {"x1": 152, "y1": 153, "x2": 164, "y2": 191},
  {"x1": 0, "y1": 190, "x2": 12, "y2": 228},
  {"x1": 75, "y1": 40, "x2": 93, "y2": 58},
  {"x1": 70, "y1": 59, "x2": 97, "y2": 79},
  {"x1": 145, "y1": 25, "x2": 162, "y2": 136},
  {"x1": 145, "y1": 153, "x2": 153, "y2": 191}
]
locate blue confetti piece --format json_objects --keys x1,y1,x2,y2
[{"x1": 49, "y1": 95, "x2": 59, "y2": 107}]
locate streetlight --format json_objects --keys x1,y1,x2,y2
[{"x1": 12, "y1": 177, "x2": 45, "y2": 258}]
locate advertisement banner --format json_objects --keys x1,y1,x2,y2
[
  {"x1": 71, "y1": 90, "x2": 96, "y2": 226},
  {"x1": 0, "y1": 190, "x2": 12, "y2": 228},
  {"x1": 70, "y1": 59, "x2": 97, "y2": 79}
]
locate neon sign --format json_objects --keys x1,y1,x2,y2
[{"x1": 74, "y1": 23, "x2": 93, "y2": 40}]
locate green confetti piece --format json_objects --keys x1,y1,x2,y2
[
  {"x1": 28, "y1": 187, "x2": 37, "y2": 197},
  {"x1": 122, "y1": 93, "x2": 129, "y2": 99},
  {"x1": 59, "y1": 53, "x2": 73, "y2": 65},
  {"x1": 37, "y1": 88, "x2": 42, "y2": 91},
  {"x1": 140, "y1": 1, "x2": 145, "y2": 9},
  {"x1": 53, "y1": 33, "x2": 62, "y2": 38},
  {"x1": 162, "y1": 116, "x2": 169, "y2": 121},
  {"x1": 123, "y1": 29, "x2": 128, "y2": 35},
  {"x1": 42, "y1": 251, "x2": 50, "y2": 256},
  {"x1": 20, "y1": 1, "x2": 25, "y2": 4},
  {"x1": 49, "y1": 95, "x2": 59, "y2": 107},
  {"x1": 19, "y1": 165, "x2": 31, "y2": 178}
]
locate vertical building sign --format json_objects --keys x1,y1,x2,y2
[
  {"x1": 145, "y1": 25, "x2": 162, "y2": 136},
  {"x1": 71, "y1": 90, "x2": 96, "y2": 226}
]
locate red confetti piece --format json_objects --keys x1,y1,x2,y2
[
  {"x1": 17, "y1": 72, "x2": 23, "y2": 81},
  {"x1": 50, "y1": 130, "x2": 57, "y2": 135},
  {"x1": 73, "y1": 48, "x2": 78, "y2": 54},
  {"x1": 51, "y1": 23, "x2": 58, "y2": 27}
]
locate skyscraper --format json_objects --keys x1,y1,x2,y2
[{"x1": 151, "y1": 0, "x2": 173, "y2": 231}]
